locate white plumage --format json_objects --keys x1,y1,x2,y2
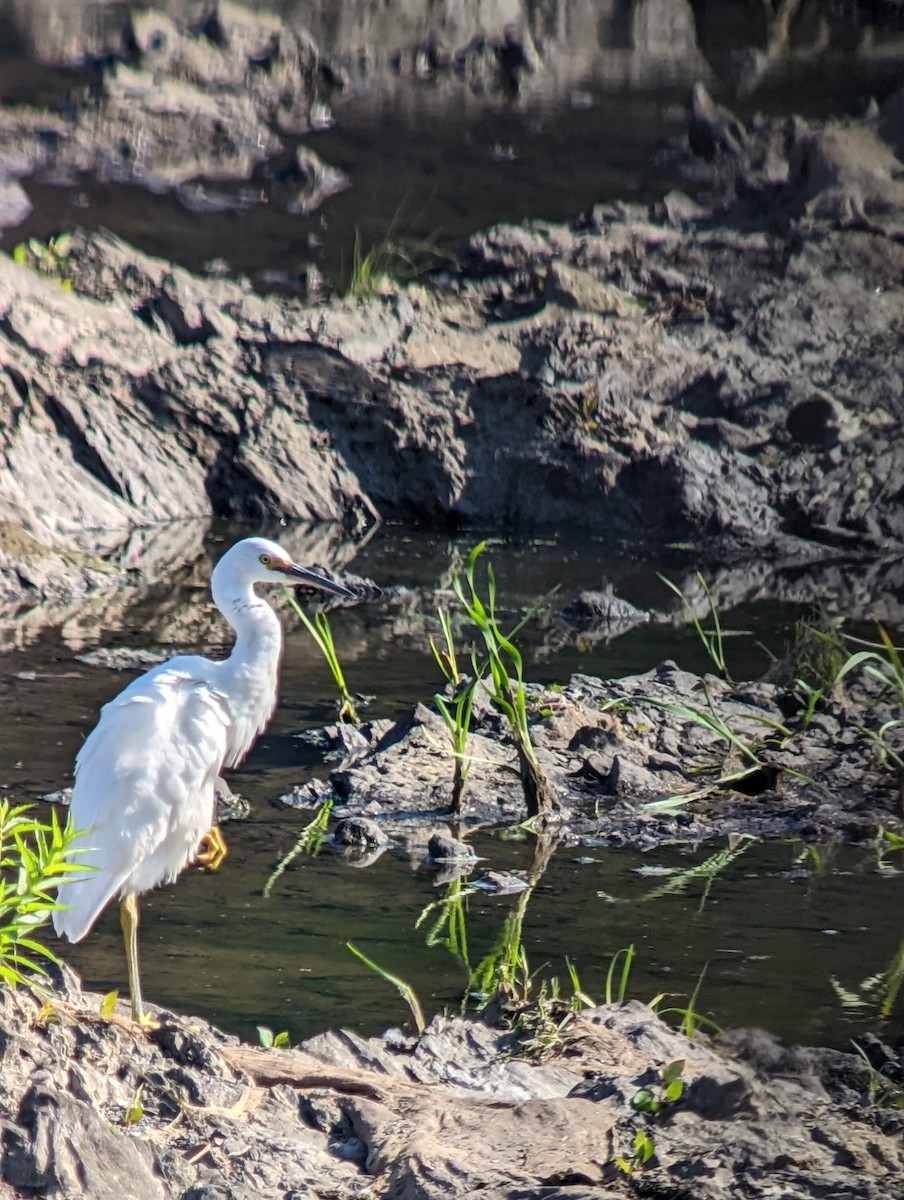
[{"x1": 53, "y1": 536, "x2": 352, "y2": 1023}]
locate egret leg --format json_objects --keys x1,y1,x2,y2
[
  {"x1": 119, "y1": 894, "x2": 159, "y2": 1030},
  {"x1": 196, "y1": 825, "x2": 228, "y2": 871}
]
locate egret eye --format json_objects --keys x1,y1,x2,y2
[{"x1": 259, "y1": 553, "x2": 272, "y2": 567}]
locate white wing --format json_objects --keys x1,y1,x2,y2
[{"x1": 53, "y1": 660, "x2": 231, "y2": 943}]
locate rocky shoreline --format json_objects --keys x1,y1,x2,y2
[
  {"x1": 2, "y1": 960, "x2": 903, "y2": 1200},
  {"x1": 1, "y1": 68, "x2": 904, "y2": 608}
]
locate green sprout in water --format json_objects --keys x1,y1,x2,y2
[
  {"x1": 451, "y1": 543, "x2": 560, "y2": 822},
  {"x1": 285, "y1": 589, "x2": 359, "y2": 724},
  {"x1": 658, "y1": 571, "x2": 732, "y2": 681},
  {"x1": 430, "y1": 607, "x2": 475, "y2": 816},
  {"x1": 604, "y1": 943, "x2": 635, "y2": 1005},
  {"x1": 346, "y1": 942, "x2": 425, "y2": 1034}
]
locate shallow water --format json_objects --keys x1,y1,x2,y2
[{"x1": 2, "y1": 524, "x2": 903, "y2": 1048}]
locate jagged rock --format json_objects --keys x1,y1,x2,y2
[{"x1": 0, "y1": 965, "x2": 900, "y2": 1200}]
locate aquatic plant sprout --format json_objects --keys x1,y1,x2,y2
[
  {"x1": 658, "y1": 571, "x2": 732, "y2": 681},
  {"x1": 346, "y1": 942, "x2": 425, "y2": 1034},
  {"x1": 450, "y1": 542, "x2": 560, "y2": 821},
  {"x1": 285, "y1": 589, "x2": 359, "y2": 724}
]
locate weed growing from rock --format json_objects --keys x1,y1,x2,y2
[{"x1": 12, "y1": 234, "x2": 74, "y2": 291}]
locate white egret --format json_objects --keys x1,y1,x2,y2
[{"x1": 53, "y1": 536, "x2": 353, "y2": 1026}]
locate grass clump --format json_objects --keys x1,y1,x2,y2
[{"x1": 0, "y1": 802, "x2": 85, "y2": 989}]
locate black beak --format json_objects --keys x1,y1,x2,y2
[{"x1": 282, "y1": 563, "x2": 355, "y2": 599}]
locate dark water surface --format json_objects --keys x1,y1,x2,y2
[
  {"x1": 3, "y1": 2, "x2": 904, "y2": 289},
  {"x1": 2, "y1": 526, "x2": 903, "y2": 1049}
]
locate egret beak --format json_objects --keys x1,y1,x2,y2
[{"x1": 281, "y1": 562, "x2": 355, "y2": 599}]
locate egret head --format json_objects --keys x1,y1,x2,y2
[{"x1": 213, "y1": 537, "x2": 354, "y2": 598}]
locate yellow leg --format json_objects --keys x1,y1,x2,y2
[
  {"x1": 196, "y1": 825, "x2": 228, "y2": 872},
  {"x1": 119, "y1": 894, "x2": 159, "y2": 1030}
]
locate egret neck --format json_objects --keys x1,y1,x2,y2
[{"x1": 211, "y1": 560, "x2": 285, "y2": 767}]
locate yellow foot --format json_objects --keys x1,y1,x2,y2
[
  {"x1": 133, "y1": 1010, "x2": 161, "y2": 1032},
  {"x1": 196, "y1": 825, "x2": 228, "y2": 872}
]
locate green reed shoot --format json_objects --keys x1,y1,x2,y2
[
  {"x1": 832, "y1": 626, "x2": 904, "y2": 772},
  {"x1": 285, "y1": 588, "x2": 358, "y2": 724},
  {"x1": 0, "y1": 802, "x2": 86, "y2": 989},
  {"x1": 451, "y1": 542, "x2": 559, "y2": 821},
  {"x1": 604, "y1": 943, "x2": 635, "y2": 1004},
  {"x1": 565, "y1": 956, "x2": 596, "y2": 1011},
  {"x1": 263, "y1": 800, "x2": 332, "y2": 898},
  {"x1": 346, "y1": 942, "x2": 425, "y2": 1034},
  {"x1": 430, "y1": 606, "x2": 476, "y2": 814},
  {"x1": 659, "y1": 571, "x2": 731, "y2": 680},
  {"x1": 654, "y1": 962, "x2": 720, "y2": 1039}
]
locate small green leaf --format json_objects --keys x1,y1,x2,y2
[
  {"x1": 631, "y1": 1088, "x2": 655, "y2": 1113},
  {"x1": 273, "y1": 1030, "x2": 290, "y2": 1049},
  {"x1": 100, "y1": 990, "x2": 119, "y2": 1020},
  {"x1": 661, "y1": 1059, "x2": 685, "y2": 1086},
  {"x1": 123, "y1": 1085, "x2": 143, "y2": 1128},
  {"x1": 257, "y1": 1025, "x2": 274, "y2": 1048},
  {"x1": 635, "y1": 1129, "x2": 655, "y2": 1164},
  {"x1": 664, "y1": 1079, "x2": 684, "y2": 1103}
]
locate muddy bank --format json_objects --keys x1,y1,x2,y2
[
  {"x1": 2, "y1": 960, "x2": 902, "y2": 1200},
  {"x1": 284, "y1": 657, "x2": 904, "y2": 851}
]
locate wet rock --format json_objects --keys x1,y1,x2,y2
[
  {"x1": 0, "y1": 174, "x2": 31, "y2": 229},
  {"x1": 284, "y1": 147, "x2": 351, "y2": 216},
  {"x1": 334, "y1": 816, "x2": 389, "y2": 847},
  {"x1": 426, "y1": 830, "x2": 477, "y2": 862},
  {"x1": 301, "y1": 659, "x2": 904, "y2": 847}
]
